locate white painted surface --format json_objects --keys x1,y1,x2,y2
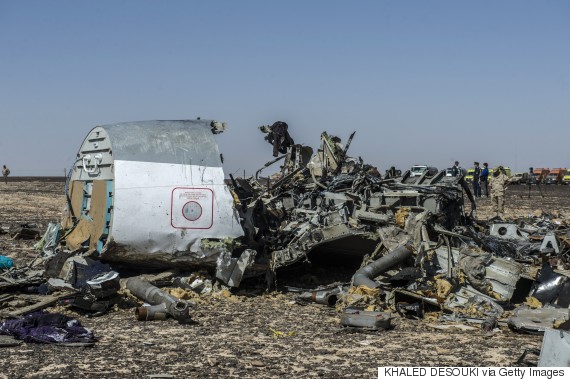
[
  {"x1": 72, "y1": 126, "x2": 115, "y2": 181},
  {"x1": 110, "y1": 160, "x2": 244, "y2": 256},
  {"x1": 172, "y1": 187, "x2": 214, "y2": 229}
]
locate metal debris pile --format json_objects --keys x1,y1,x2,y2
[
  {"x1": 226, "y1": 130, "x2": 570, "y2": 337},
  {"x1": 1, "y1": 126, "x2": 569, "y2": 365}
]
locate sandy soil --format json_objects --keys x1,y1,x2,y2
[{"x1": 1, "y1": 179, "x2": 568, "y2": 378}]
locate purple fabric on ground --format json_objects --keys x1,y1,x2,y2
[{"x1": 0, "y1": 310, "x2": 95, "y2": 344}]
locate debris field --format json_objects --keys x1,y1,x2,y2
[
  {"x1": 1, "y1": 122, "x2": 570, "y2": 377},
  {"x1": 1, "y1": 179, "x2": 569, "y2": 377}
]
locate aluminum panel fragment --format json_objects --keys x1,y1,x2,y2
[
  {"x1": 538, "y1": 328, "x2": 570, "y2": 367},
  {"x1": 63, "y1": 119, "x2": 243, "y2": 268}
]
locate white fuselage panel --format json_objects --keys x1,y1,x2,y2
[{"x1": 111, "y1": 160, "x2": 244, "y2": 256}]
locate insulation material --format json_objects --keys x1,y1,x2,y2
[
  {"x1": 395, "y1": 207, "x2": 410, "y2": 228},
  {"x1": 65, "y1": 180, "x2": 109, "y2": 251},
  {"x1": 61, "y1": 181, "x2": 84, "y2": 229}
]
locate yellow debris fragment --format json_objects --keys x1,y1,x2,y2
[
  {"x1": 164, "y1": 287, "x2": 199, "y2": 301},
  {"x1": 350, "y1": 285, "x2": 382, "y2": 297},
  {"x1": 395, "y1": 207, "x2": 410, "y2": 228},
  {"x1": 524, "y1": 296, "x2": 542, "y2": 309},
  {"x1": 435, "y1": 277, "x2": 452, "y2": 299},
  {"x1": 269, "y1": 328, "x2": 296, "y2": 338},
  {"x1": 553, "y1": 319, "x2": 566, "y2": 329}
]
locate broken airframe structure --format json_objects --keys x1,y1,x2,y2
[
  {"x1": 229, "y1": 125, "x2": 570, "y2": 334},
  {"x1": 61, "y1": 120, "x2": 245, "y2": 268},
  {"x1": 3, "y1": 119, "x2": 569, "y2": 344},
  {"x1": 56, "y1": 119, "x2": 472, "y2": 289}
]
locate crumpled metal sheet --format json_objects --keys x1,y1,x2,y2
[
  {"x1": 539, "y1": 328, "x2": 570, "y2": 366},
  {"x1": 489, "y1": 223, "x2": 529, "y2": 241},
  {"x1": 530, "y1": 264, "x2": 569, "y2": 305},
  {"x1": 340, "y1": 308, "x2": 392, "y2": 330},
  {"x1": 216, "y1": 249, "x2": 257, "y2": 287},
  {"x1": 508, "y1": 306, "x2": 570, "y2": 333}
]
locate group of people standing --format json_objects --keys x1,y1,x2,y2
[
  {"x1": 452, "y1": 160, "x2": 511, "y2": 219},
  {"x1": 450, "y1": 160, "x2": 490, "y2": 197},
  {"x1": 471, "y1": 161, "x2": 490, "y2": 198}
]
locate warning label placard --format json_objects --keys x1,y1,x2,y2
[{"x1": 171, "y1": 187, "x2": 214, "y2": 229}]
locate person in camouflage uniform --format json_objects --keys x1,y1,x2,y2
[
  {"x1": 490, "y1": 166, "x2": 513, "y2": 218},
  {"x1": 2, "y1": 165, "x2": 9, "y2": 184}
]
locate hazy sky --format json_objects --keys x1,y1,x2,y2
[{"x1": 1, "y1": 1, "x2": 568, "y2": 176}]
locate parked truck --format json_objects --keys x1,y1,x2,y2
[
  {"x1": 532, "y1": 168, "x2": 550, "y2": 184},
  {"x1": 545, "y1": 168, "x2": 567, "y2": 185},
  {"x1": 464, "y1": 168, "x2": 475, "y2": 183},
  {"x1": 563, "y1": 169, "x2": 570, "y2": 185}
]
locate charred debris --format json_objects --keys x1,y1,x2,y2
[
  {"x1": 229, "y1": 125, "x2": 570, "y2": 334},
  {"x1": 1, "y1": 120, "x2": 570, "y2": 350}
]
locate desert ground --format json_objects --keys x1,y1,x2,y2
[{"x1": 1, "y1": 178, "x2": 569, "y2": 378}]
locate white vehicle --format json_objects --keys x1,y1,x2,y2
[
  {"x1": 410, "y1": 165, "x2": 428, "y2": 177},
  {"x1": 410, "y1": 165, "x2": 438, "y2": 177}
]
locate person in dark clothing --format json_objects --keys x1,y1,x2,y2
[
  {"x1": 480, "y1": 162, "x2": 489, "y2": 197},
  {"x1": 473, "y1": 162, "x2": 481, "y2": 197},
  {"x1": 263, "y1": 121, "x2": 294, "y2": 157},
  {"x1": 451, "y1": 161, "x2": 461, "y2": 177},
  {"x1": 2, "y1": 165, "x2": 9, "y2": 184}
]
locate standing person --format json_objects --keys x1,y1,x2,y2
[
  {"x1": 451, "y1": 161, "x2": 461, "y2": 177},
  {"x1": 472, "y1": 162, "x2": 481, "y2": 197},
  {"x1": 490, "y1": 166, "x2": 513, "y2": 218},
  {"x1": 479, "y1": 162, "x2": 489, "y2": 197},
  {"x1": 2, "y1": 165, "x2": 9, "y2": 184}
]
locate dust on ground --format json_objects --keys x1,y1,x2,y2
[{"x1": 1, "y1": 179, "x2": 569, "y2": 378}]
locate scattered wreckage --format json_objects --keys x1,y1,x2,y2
[{"x1": 1, "y1": 119, "x2": 570, "y2": 365}]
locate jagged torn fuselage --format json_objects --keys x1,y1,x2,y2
[{"x1": 62, "y1": 120, "x2": 244, "y2": 268}]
